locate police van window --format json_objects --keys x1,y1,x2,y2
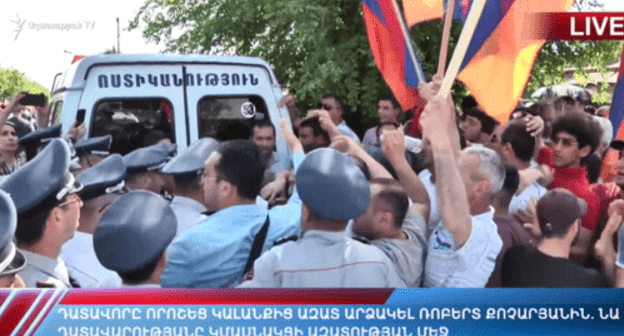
[
  {"x1": 91, "y1": 98, "x2": 175, "y2": 155},
  {"x1": 197, "y1": 96, "x2": 269, "y2": 141},
  {"x1": 51, "y1": 101, "x2": 63, "y2": 126}
]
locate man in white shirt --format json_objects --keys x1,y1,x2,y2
[
  {"x1": 161, "y1": 138, "x2": 220, "y2": 236},
  {"x1": 419, "y1": 77, "x2": 503, "y2": 288},
  {"x1": 61, "y1": 154, "x2": 126, "y2": 288},
  {"x1": 0, "y1": 139, "x2": 83, "y2": 288}
]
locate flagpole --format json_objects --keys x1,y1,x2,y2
[
  {"x1": 390, "y1": 0, "x2": 425, "y2": 84},
  {"x1": 437, "y1": 0, "x2": 456, "y2": 76},
  {"x1": 437, "y1": 0, "x2": 488, "y2": 97}
]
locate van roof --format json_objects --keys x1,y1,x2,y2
[{"x1": 53, "y1": 54, "x2": 278, "y2": 93}]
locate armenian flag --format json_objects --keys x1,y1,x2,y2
[
  {"x1": 362, "y1": 0, "x2": 426, "y2": 111},
  {"x1": 404, "y1": 0, "x2": 574, "y2": 123}
]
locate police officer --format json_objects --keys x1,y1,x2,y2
[
  {"x1": 123, "y1": 143, "x2": 176, "y2": 196},
  {"x1": 0, "y1": 190, "x2": 27, "y2": 288},
  {"x1": 94, "y1": 191, "x2": 177, "y2": 288},
  {"x1": 72, "y1": 135, "x2": 113, "y2": 175},
  {"x1": 60, "y1": 154, "x2": 126, "y2": 288},
  {"x1": 238, "y1": 148, "x2": 406, "y2": 288},
  {"x1": 161, "y1": 137, "x2": 305, "y2": 288},
  {"x1": 18, "y1": 124, "x2": 62, "y2": 161},
  {"x1": 0, "y1": 139, "x2": 83, "y2": 288},
  {"x1": 161, "y1": 138, "x2": 220, "y2": 236}
]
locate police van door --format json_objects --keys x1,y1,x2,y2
[
  {"x1": 79, "y1": 65, "x2": 189, "y2": 155},
  {"x1": 183, "y1": 64, "x2": 286, "y2": 156}
]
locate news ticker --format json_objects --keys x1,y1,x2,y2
[{"x1": 2, "y1": 289, "x2": 624, "y2": 336}]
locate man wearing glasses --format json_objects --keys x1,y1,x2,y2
[
  {"x1": 0, "y1": 139, "x2": 83, "y2": 288},
  {"x1": 319, "y1": 95, "x2": 360, "y2": 143}
]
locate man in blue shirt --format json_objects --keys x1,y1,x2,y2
[{"x1": 161, "y1": 135, "x2": 305, "y2": 288}]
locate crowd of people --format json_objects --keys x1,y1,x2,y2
[{"x1": 0, "y1": 73, "x2": 624, "y2": 289}]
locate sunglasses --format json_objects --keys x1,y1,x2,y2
[{"x1": 318, "y1": 103, "x2": 334, "y2": 111}]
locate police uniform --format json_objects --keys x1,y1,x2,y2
[
  {"x1": 94, "y1": 191, "x2": 177, "y2": 287},
  {"x1": 0, "y1": 139, "x2": 83, "y2": 288},
  {"x1": 74, "y1": 135, "x2": 113, "y2": 158},
  {"x1": 0, "y1": 190, "x2": 27, "y2": 284},
  {"x1": 19, "y1": 124, "x2": 62, "y2": 161},
  {"x1": 60, "y1": 154, "x2": 126, "y2": 288},
  {"x1": 124, "y1": 143, "x2": 177, "y2": 174},
  {"x1": 161, "y1": 151, "x2": 306, "y2": 288},
  {"x1": 238, "y1": 148, "x2": 406, "y2": 288},
  {"x1": 161, "y1": 138, "x2": 219, "y2": 236}
]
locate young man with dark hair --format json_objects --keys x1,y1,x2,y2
[
  {"x1": 460, "y1": 108, "x2": 498, "y2": 145},
  {"x1": 362, "y1": 95, "x2": 402, "y2": 151},
  {"x1": 494, "y1": 120, "x2": 547, "y2": 215},
  {"x1": 94, "y1": 191, "x2": 177, "y2": 288},
  {"x1": 352, "y1": 178, "x2": 427, "y2": 287},
  {"x1": 487, "y1": 163, "x2": 536, "y2": 287},
  {"x1": 0, "y1": 139, "x2": 83, "y2": 288},
  {"x1": 549, "y1": 112, "x2": 603, "y2": 263},
  {"x1": 162, "y1": 138, "x2": 305, "y2": 288},
  {"x1": 298, "y1": 117, "x2": 330, "y2": 154},
  {"x1": 502, "y1": 189, "x2": 609, "y2": 288},
  {"x1": 251, "y1": 120, "x2": 292, "y2": 184}
]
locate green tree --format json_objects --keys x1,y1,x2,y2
[
  {"x1": 103, "y1": 46, "x2": 118, "y2": 54},
  {"x1": 130, "y1": 0, "x2": 621, "y2": 129},
  {"x1": 0, "y1": 68, "x2": 49, "y2": 100}
]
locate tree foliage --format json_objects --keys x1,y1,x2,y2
[
  {"x1": 130, "y1": 0, "x2": 622, "y2": 130},
  {"x1": 0, "y1": 68, "x2": 49, "y2": 100}
]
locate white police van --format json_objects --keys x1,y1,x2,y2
[{"x1": 49, "y1": 54, "x2": 292, "y2": 156}]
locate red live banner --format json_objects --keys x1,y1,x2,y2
[{"x1": 530, "y1": 12, "x2": 624, "y2": 40}]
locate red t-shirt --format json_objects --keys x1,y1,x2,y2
[
  {"x1": 537, "y1": 145, "x2": 554, "y2": 169},
  {"x1": 550, "y1": 167, "x2": 600, "y2": 231}
]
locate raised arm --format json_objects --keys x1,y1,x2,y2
[
  {"x1": 381, "y1": 126, "x2": 430, "y2": 223},
  {"x1": 419, "y1": 83, "x2": 472, "y2": 247}
]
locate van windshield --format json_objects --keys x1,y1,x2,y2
[
  {"x1": 91, "y1": 98, "x2": 175, "y2": 155},
  {"x1": 197, "y1": 96, "x2": 270, "y2": 141}
]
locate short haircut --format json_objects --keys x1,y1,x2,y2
[
  {"x1": 495, "y1": 163, "x2": 520, "y2": 205},
  {"x1": 463, "y1": 108, "x2": 498, "y2": 135},
  {"x1": 375, "y1": 122, "x2": 399, "y2": 139},
  {"x1": 464, "y1": 146, "x2": 506, "y2": 194},
  {"x1": 461, "y1": 96, "x2": 478, "y2": 111},
  {"x1": 117, "y1": 252, "x2": 163, "y2": 285},
  {"x1": 510, "y1": 106, "x2": 539, "y2": 119},
  {"x1": 379, "y1": 94, "x2": 400, "y2": 110},
  {"x1": 501, "y1": 120, "x2": 535, "y2": 163},
  {"x1": 323, "y1": 94, "x2": 345, "y2": 112},
  {"x1": 533, "y1": 100, "x2": 556, "y2": 118},
  {"x1": 216, "y1": 140, "x2": 265, "y2": 200},
  {"x1": 370, "y1": 178, "x2": 409, "y2": 229},
  {"x1": 552, "y1": 96, "x2": 576, "y2": 112},
  {"x1": 299, "y1": 117, "x2": 330, "y2": 143},
  {"x1": 551, "y1": 112, "x2": 603, "y2": 162},
  {"x1": 251, "y1": 119, "x2": 275, "y2": 138},
  {"x1": 173, "y1": 173, "x2": 202, "y2": 191},
  {"x1": 16, "y1": 194, "x2": 66, "y2": 245}
]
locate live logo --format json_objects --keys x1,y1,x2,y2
[
  {"x1": 536, "y1": 13, "x2": 624, "y2": 40},
  {"x1": 570, "y1": 16, "x2": 624, "y2": 38}
]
